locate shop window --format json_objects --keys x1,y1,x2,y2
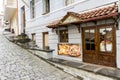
[
  {"x1": 85, "y1": 29, "x2": 95, "y2": 50},
  {"x1": 58, "y1": 43, "x2": 81, "y2": 57},
  {"x1": 59, "y1": 30, "x2": 68, "y2": 42},
  {"x1": 43, "y1": 0, "x2": 50, "y2": 14},
  {"x1": 99, "y1": 27, "x2": 112, "y2": 52},
  {"x1": 65, "y1": 0, "x2": 74, "y2": 6},
  {"x1": 30, "y1": 0, "x2": 35, "y2": 18}
]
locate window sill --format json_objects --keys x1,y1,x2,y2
[
  {"x1": 29, "y1": 47, "x2": 54, "y2": 53},
  {"x1": 42, "y1": 12, "x2": 50, "y2": 15}
]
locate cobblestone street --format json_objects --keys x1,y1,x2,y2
[{"x1": 0, "y1": 33, "x2": 79, "y2": 80}]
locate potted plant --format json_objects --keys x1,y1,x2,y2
[{"x1": 45, "y1": 46, "x2": 50, "y2": 50}]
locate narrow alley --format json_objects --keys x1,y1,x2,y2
[{"x1": 0, "y1": 32, "x2": 79, "y2": 80}]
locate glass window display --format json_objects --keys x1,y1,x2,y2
[
  {"x1": 85, "y1": 29, "x2": 95, "y2": 50},
  {"x1": 99, "y1": 27, "x2": 112, "y2": 52},
  {"x1": 58, "y1": 43, "x2": 81, "y2": 57}
]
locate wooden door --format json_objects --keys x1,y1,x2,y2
[
  {"x1": 82, "y1": 24, "x2": 116, "y2": 67},
  {"x1": 43, "y1": 32, "x2": 49, "y2": 49},
  {"x1": 82, "y1": 27, "x2": 98, "y2": 64},
  {"x1": 97, "y1": 25, "x2": 116, "y2": 67}
]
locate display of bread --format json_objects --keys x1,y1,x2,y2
[
  {"x1": 58, "y1": 44, "x2": 70, "y2": 55},
  {"x1": 69, "y1": 45, "x2": 80, "y2": 57},
  {"x1": 100, "y1": 40, "x2": 112, "y2": 51},
  {"x1": 58, "y1": 44, "x2": 80, "y2": 57}
]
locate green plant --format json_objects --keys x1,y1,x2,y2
[
  {"x1": 45, "y1": 46, "x2": 50, "y2": 50},
  {"x1": 15, "y1": 33, "x2": 31, "y2": 43}
]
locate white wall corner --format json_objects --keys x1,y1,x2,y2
[
  {"x1": 118, "y1": 0, "x2": 120, "y2": 13},
  {"x1": 117, "y1": 45, "x2": 120, "y2": 68}
]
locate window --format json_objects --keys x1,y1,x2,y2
[
  {"x1": 99, "y1": 27, "x2": 113, "y2": 52},
  {"x1": 30, "y1": 0, "x2": 35, "y2": 18},
  {"x1": 59, "y1": 30, "x2": 68, "y2": 42},
  {"x1": 65, "y1": 0, "x2": 74, "y2": 6},
  {"x1": 85, "y1": 29, "x2": 95, "y2": 50},
  {"x1": 43, "y1": 0, "x2": 50, "y2": 14}
]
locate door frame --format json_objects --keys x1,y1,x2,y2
[
  {"x1": 21, "y1": 6, "x2": 26, "y2": 33},
  {"x1": 82, "y1": 24, "x2": 116, "y2": 67},
  {"x1": 82, "y1": 26, "x2": 98, "y2": 64}
]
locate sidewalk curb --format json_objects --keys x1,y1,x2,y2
[
  {"x1": 3, "y1": 33, "x2": 119, "y2": 80},
  {"x1": 27, "y1": 50, "x2": 83, "y2": 80}
]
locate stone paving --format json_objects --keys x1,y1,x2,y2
[
  {"x1": 0, "y1": 34, "x2": 80, "y2": 80},
  {"x1": 48, "y1": 58, "x2": 120, "y2": 80}
]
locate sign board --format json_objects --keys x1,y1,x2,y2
[{"x1": 58, "y1": 43, "x2": 81, "y2": 57}]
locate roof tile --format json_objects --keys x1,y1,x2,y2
[
  {"x1": 47, "y1": 4, "x2": 118, "y2": 28},
  {"x1": 47, "y1": 20, "x2": 60, "y2": 28}
]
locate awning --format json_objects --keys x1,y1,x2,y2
[{"x1": 47, "y1": 4, "x2": 118, "y2": 28}]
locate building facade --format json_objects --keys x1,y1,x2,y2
[
  {"x1": 0, "y1": 13, "x2": 4, "y2": 28},
  {"x1": 18, "y1": 0, "x2": 120, "y2": 68},
  {"x1": 3, "y1": 0, "x2": 19, "y2": 35}
]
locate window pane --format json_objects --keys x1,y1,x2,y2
[
  {"x1": 106, "y1": 27, "x2": 112, "y2": 52},
  {"x1": 99, "y1": 28, "x2": 112, "y2": 52},
  {"x1": 90, "y1": 29, "x2": 95, "y2": 50},
  {"x1": 85, "y1": 29, "x2": 95, "y2": 50},
  {"x1": 59, "y1": 30, "x2": 68, "y2": 42},
  {"x1": 85, "y1": 30, "x2": 90, "y2": 50},
  {"x1": 65, "y1": 0, "x2": 74, "y2": 6},
  {"x1": 86, "y1": 43, "x2": 90, "y2": 50},
  {"x1": 46, "y1": 0, "x2": 50, "y2": 13},
  {"x1": 100, "y1": 28, "x2": 106, "y2": 51},
  {"x1": 44, "y1": 0, "x2": 50, "y2": 13},
  {"x1": 30, "y1": 0, "x2": 35, "y2": 18}
]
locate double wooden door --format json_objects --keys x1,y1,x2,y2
[{"x1": 82, "y1": 25, "x2": 116, "y2": 67}]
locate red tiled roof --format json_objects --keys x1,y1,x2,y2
[
  {"x1": 47, "y1": 4, "x2": 118, "y2": 28},
  {"x1": 79, "y1": 5, "x2": 118, "y2": 22},
  {"x1": 47, "y1": 20, "x2": 60, "y2": 28}
]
